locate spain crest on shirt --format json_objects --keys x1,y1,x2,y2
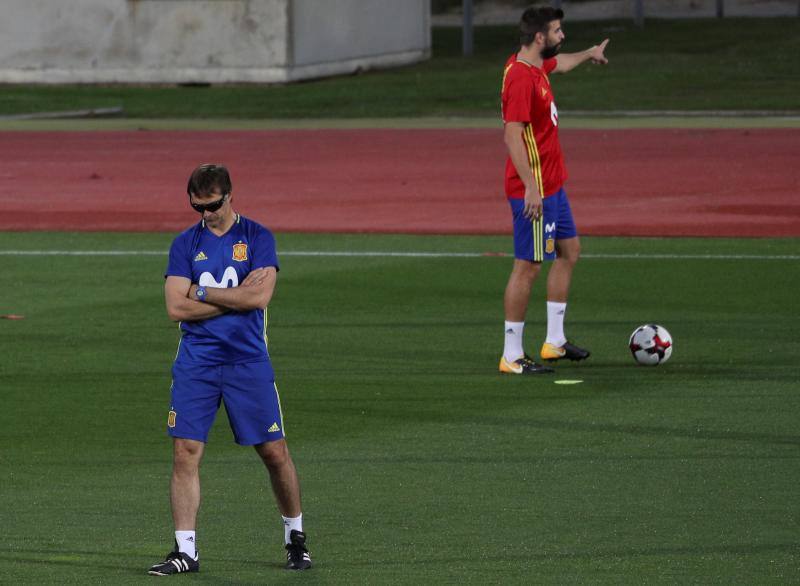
[{"x1": 232, "y1": 243, "x2": 248, "y2": 262}]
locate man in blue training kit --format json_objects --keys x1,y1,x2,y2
[{"x1": 148, "y1": 164, "x2": 311, "y2": 575}]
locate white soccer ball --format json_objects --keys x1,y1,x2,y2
[{"x1": 629, "y1": 324, "x2": 673, "y2": 366}]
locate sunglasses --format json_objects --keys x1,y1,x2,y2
[{"x1": 189, "y1": 192, "x2": 228, "y2": 214}]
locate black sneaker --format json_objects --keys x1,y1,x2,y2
[
  {"x1": 499, "y1": 354, "x2": 555, "y2": 375},
  {"x1": 148, "y1": 542, "x2": 199, "y2": 576},
  {"x1": 540, "y1": 341, "x2": 591, "y2": 362},
  {"x1": 285, "y1": 530, "x2": 312, "y2": 570}
]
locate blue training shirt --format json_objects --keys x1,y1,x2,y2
[{"x1": 165, "y1": 214, "x2": 279, "y2": 371}]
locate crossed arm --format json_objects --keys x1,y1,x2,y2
[
  {"x1": 553, "y1": 39, "x2": 609, "y2": 73},
  {"x1": 164, "y1": 267, "x2": 277, "y2": 322}
]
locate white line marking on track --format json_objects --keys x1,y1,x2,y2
[
  {"x1": 0, "y1": 250, "x2": 166, "y2": 256},
  {"x1": 0, "y1": 250, "x2": 797, "y2": 260}
]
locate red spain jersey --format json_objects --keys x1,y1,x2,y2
[{"x1": 501, "y1": 54, "x2": 567, "y2": 199}]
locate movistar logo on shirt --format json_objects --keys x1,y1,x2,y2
[
  {"x1": 168, "y1": 215, "x2": 276, "y2": 367},
  {"x1": 199, "y1": 266, "x2": 238, "y2": 288}
]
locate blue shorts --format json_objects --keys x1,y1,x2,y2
[
  {"x1": 509, "y1": 187, "x2": 578, "y2": 262},
  {"x1": 167, "y1": 360, "x2": 285, "y2": 445}
]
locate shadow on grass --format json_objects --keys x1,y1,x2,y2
[
  {"x1": 304, "y1": 452, "x2": 800, "y2": 465},
  {"x1": 0, "y1": 550, "x2": 151, "y2": 576},
  {"x1": 0, "y1": 549, "x2": 293, "y2": 583},
  {"x1": 479, "y1": 415, "x2": 800, "y2": 446}
]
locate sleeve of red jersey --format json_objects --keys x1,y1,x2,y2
[
  {"x1": 503, "y1": 70, "x2": 533, "y2": 123},
  {"x1": 543, "y1": 58, "x2": 558, "y2": 74}
]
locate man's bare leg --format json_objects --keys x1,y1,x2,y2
[
  {"x1": 504, "y1": 259, "x2": 542, "y2": 321},
  {"x1": 254, "y1": 439, "x2": 302, "y2": 517},
  {"x1": 147, "y1": 437, "x2": 204, "y2": 574},
  {"x1": 255, "y1": 438, "x2": 311, "y2": 569},
  {"x1": 500, "y1": 259, "x2": 553, "y2": 372},
  {"x1": 171, "y1": 438, "x2": 205, "y2": 530},
  {"x1": 541, "y1": 236, "x2": 590, "y2": 360},
  {"x1": 546, "y1": 236, "x2": 580, "y2": 302}
]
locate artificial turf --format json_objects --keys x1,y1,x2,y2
[{"x1": 1, "y1": 232, "x2": 798, "y2": 583}]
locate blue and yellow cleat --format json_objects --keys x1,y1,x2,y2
[
  {"x1": 499, "y1": 355, "x2": 554, "y2": 375},
  {"x1": 540, "y1": 341, "x2": 591, "y2": 362}
]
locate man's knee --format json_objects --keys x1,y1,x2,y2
[
  {"x1": 173, "y1": 438, "x2": 204, "y2": 470},
  {"x1": 256, "y1": 439, "x2": 290, "y2": 470},
  {"x1": 512, "y1": 259, "x2": 542, "y2": 280},
  {"x1": 556, "y1": 238, "x2": 581, "y2": 265}
]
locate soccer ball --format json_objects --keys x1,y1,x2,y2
[{"x1": 629, "y1": 324, "x2": 673, "y2": 366}]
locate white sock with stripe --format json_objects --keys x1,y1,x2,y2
[
  {"x1": 175, "y1": 530, "x2": 197, "y2": 560},
  {"x1": 503, "y1": 321, "x2": 525, "y2": 362},
  {"x1": 282, "y1": 513, "x2": 303, "y2": 545},
  {"x1": 546, "y1": 302, "x2": 567, "y2": 347}
]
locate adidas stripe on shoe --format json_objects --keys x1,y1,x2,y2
[
  {"x1": 285, "y1": 529, "x2": 312, "y2": 570},
  {"x1": 148, "y1": 543, "x2": 199, "y2": 576}
]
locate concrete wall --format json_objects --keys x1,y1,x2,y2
[
  {"x1": 289, "y1": 0, "x2": 431, "y2": 80},
  {"x1": 0, "y1": 0, "x2": 431, "y2": 84}
]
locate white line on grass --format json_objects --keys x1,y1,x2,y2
[
  {"x1": 589, "y1": 253, "x2": 800, "y2": 260},
  {"x1": 0, "y1": 250, "x2": 167, "y2": 256},
  {"x1": 0, "y1": 250, "x2": 798, "y2": 260}
]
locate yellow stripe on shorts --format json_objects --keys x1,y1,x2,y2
[
  {"x1": 521, "y1": 124, "x2": 545, "y2": 261},
  {"x1": 532, "y1": 214, "x2": 544, "y2": 262}
]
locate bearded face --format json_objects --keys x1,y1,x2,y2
[
  {"x1": 541, "y1": 39, "x2": 562, "y2": 59},
  {"x1": 540, "y1": 20, "x2": 564, "y2": 59}
]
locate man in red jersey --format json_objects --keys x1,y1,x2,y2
[{"x1": 498, "y1": 6, "x2": 609, "y2": 375}]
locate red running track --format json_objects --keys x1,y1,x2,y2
[{"x1": 0, "y1": 128, "x2": 797, "y2": 236}]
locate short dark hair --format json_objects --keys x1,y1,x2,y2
[
  {"x1": 519, "y1": 6, "x2": 564, "y2": 46},
  {"x1": 187, "y1": 163, "x2": 232, "y2": 197}
]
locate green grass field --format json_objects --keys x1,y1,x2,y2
[
  {"x1": 2, "y1": 8, "x2": 798, "y2": 583},
  {"x1": 1, "y1": 18, "x2": 799, "y2": 118},
  {"x1": 1, "y1": 232, "x2": 798, "y2": 583}
]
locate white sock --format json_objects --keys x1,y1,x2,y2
[
  {"x1": 175, "y1": 530, "x2": 197, "y2": 560},
  {"x1": 546, "y1": 302, "x2": 567, "y2": 347},
  {"x1": 503, "y1": 321, "x2": 525, "y2": 362},
  {"x1": 282, "y1": 514, "x2": 303, "y2": 545}
]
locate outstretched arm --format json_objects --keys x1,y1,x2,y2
[{"x1": 553, "y1": 39, "x2": 609, "y2": 73}]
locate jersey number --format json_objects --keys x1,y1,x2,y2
[{"x1": 550, "y1": 102, "x2": 559, "y2": 127}]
